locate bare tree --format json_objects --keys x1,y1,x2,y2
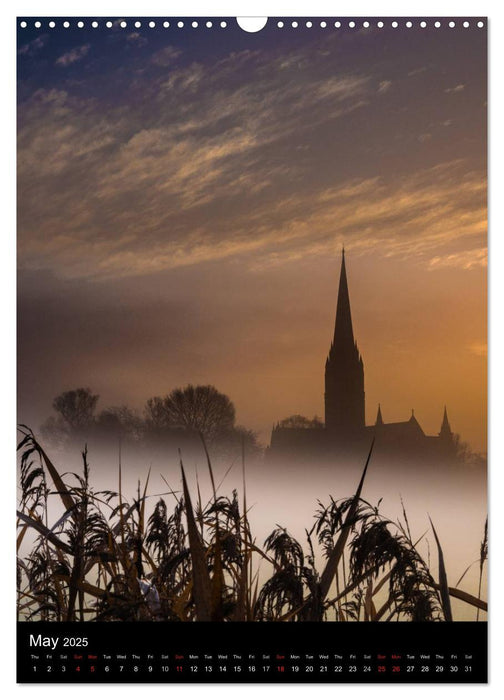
[
  {"x1": 41, "y1": 388, "x2": 99, "y2": 446},
  {"x1": 145, "y1": 384, "x2": 235, "y2": 443},
  {"x1": 95, "y1": 405, "x2": 144, "y2": 441},
  {"x1": 52, "y1": 388, "x2": 99, "y2": 430}
]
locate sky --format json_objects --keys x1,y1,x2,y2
[{"x1": 17, "y1": 19, "x2": 487, "y2": 451}]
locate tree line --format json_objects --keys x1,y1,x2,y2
[{"x1": 40, "y1": 384, "x2": 262, "y2": 458}]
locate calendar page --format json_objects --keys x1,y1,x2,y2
[{"x1": 16, "y1": 15, "x2": 487, "y2": 683}]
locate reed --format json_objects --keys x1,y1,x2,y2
[{"x1": 16, "y1": 428, "x2": 487, "y2": 622}]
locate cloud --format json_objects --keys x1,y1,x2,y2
[
  {"x1": 18, "y1": 34, "x2": 48, "y2": 56},
  {"x1": 444, "y1": 84, "x2": 465, "y2": 93},
  {"x1": 246, "y1": 161, "x2": 486, "y2": 271},
  {"x1": 408, "y1": 67, "x2": 427, "y2": 77},
  {"x1": 56, "y1": 44, "x2": 90, "y2": 67},
  {"x1": 151, "y1": 45, "x2": 182, "y2": 66},
  {"x1": 126, "y1": 32, "x2": 148, "y2": 46},
  {"x1": 18, "y1": 38, "x2": 486, "y2": 280},
  {"x1": 429, "y1": 249, "x2": 487, "y2": 270},
  {"x1": 377, "y1": 80, "x2": 392, "y2": 93},
  {"x1": 18, "y1": 102, "x2": 487, "y2": 279}
]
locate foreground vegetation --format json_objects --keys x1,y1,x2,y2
[{"x1": 17, "y1": 428, "x2": 487, "y2": 623}]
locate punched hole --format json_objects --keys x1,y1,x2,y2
[{"x1": 237, "y1": 17, "x2": 268, "y2": 33}]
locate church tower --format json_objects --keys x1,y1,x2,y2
[{"x1": 325, "y1": 249, "x2": 365, "y2": 438}]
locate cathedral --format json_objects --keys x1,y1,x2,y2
[{"x1": 268, "y1": 250, "x2": 458, "y2": 465}]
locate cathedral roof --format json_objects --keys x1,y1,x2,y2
[{"x1": 369, "y1": 412, "x2": 425, "y2": 438}]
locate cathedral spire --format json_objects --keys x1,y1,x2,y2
[
  {"x1": 439, "y1": 406, "x2": 452, "y2": 438},
  {"x1": 376, "y1": 403, "x2": 383, "y2": 425},
  {"x1": 333, "y1": 246, "x2": 355, "y2": 348},
  {"x1": 325, "y1": 249, "x2": 365, "y2": 437}
]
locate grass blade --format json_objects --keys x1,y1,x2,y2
[
  {"x1": 477, "y1": 518, "x2": 488, "y2": 621},
  {"x1": 431, "y1": 583, "x2": 487, "y2": 612},
  {"x1": 319, "y1": 439, "x2": 374, "y2": 600},
  {"x1": 429, "y1": 516, "x2": 452, "y2": 621},
  {"x1": 180, "y1": 458, "x2": 212, "y2": 621},
  {"x1": 16, "y1": 510, "x2": 72, "y2": 554}
]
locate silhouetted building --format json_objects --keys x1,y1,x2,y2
[
  {"x1": 325, "y1": 250, "x2": 365, "y2": 439},
  {"x1": 269, "y1": 250, "x2": 458, "y2": 465}
]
